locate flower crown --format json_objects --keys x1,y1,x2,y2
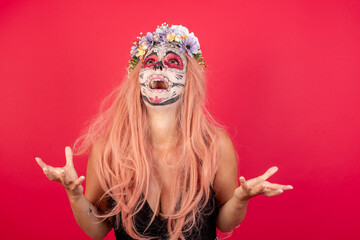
[{"x1": 128, "y1": 23, "x2": 206, "y2": 72}]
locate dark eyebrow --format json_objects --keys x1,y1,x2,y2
[
  {"x1": 145, "y1": 52, "x2": 157, "y2": 58},
  {"x1": 166, "y1": 51, "x2": 181, "y2": 57}
]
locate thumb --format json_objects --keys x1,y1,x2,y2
[{"x1": 65, "y1": 146, "x2": 74, "y2": 167}]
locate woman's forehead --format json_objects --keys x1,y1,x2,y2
[{"x1": 145, "y1": 43, "x2": 186, "y2": 59}]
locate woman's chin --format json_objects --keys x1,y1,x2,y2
[{"x1": 142, "y1": 95, "x2": 181, "y2": 108}]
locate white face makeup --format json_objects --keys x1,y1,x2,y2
[{"x1": 139, "y1": 43, "x2": 187, "y2": 106}]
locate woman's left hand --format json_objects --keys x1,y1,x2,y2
[{"x1": 234, "y1": 166, "x2": 293, "y2": 202}]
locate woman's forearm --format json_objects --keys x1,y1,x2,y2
[
  {"x1": 67, "y1": 193, "x2": 111, "y2": 240},
  {"x1": 36, "y1": 148, "x2": 111, "y2": 240},
  {"x1": 216, "y1": 195, "x2": 249, "y2": 232}
]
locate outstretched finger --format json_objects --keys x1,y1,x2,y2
[
  {"x1": 36, "y1": 158, "x2": 58, "y2": 181},
  {"x1": 265, "y1": 182, "x2": 293, "y2": 191},
  {"x1": 260, "y1": 166, "x2": 278, "y2": 181},
  {"x1": 65, "y1": 146, "x2": 74, "y2": 167},
  {"x1": 239, "y1": 176, "x2": 249, "y2": 191},
  {"x1": 70, "y1": 176, "x2": 85, "y2": 191},
  {"x1": 43, "y1": 166, "x2": 63, "y2": 181},
  {"x1": 263, "y1": 188, "x2": 284, "y2": 197},
  {"x1": 35, "y1": 157, "x2": 47, "y2": 169}
]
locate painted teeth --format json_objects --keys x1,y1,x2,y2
[
  {"x1": 148, "y1": 80, "x2": 170, "y2": 92},
  {"x1": 148, "y1": 89, "x2": 168, "y2": 92}
]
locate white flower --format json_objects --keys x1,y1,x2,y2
[
  {"x1": 155, "y1": 26, "x2": 168, "y2": 34},
  {"x1": 174, "y1": 35, "x2": 181, "y2": 42},
  {"x1": 171, "y1": 25, "x2": 190, "y2": 36}
]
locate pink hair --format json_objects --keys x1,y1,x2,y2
[{"x1": 73, "y1": 54, "x2": 224, "y2": 239}]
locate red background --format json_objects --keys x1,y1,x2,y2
[{"x1": 1, "y1": 0, "x2": 359, "y2": 239}]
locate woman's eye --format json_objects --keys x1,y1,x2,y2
[
  {"x1": 169, "y1": 59, "x2": 179, "y2": 65},
  {"x1": 163, "y1": 53, "x2": 183, "y2": 70}
]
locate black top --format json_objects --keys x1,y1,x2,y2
[{"x1": 111, "y1": 186, "x2": 218, "y2": 240}]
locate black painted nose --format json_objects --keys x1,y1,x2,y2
[{"x1": 154, "y1": 61, "x2": 164, "y2": 71}]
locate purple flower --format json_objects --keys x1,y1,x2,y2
[
  {"x1": 130, "y1": 45, "x2": 138, "y2": 57},
  {"x1": 140, "y1": 32, "x2": 154, "y2": 48},
  {"x1": 155, "y1": 27, "x2": 174, "y2": 45},
  {"x1": 180, "y1": 36, "x2": 200, "y2": 58},
  {"x1": 157, "y1": 32, "x2": 167, "y2": 45}
]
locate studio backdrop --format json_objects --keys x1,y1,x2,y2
[{"x1": 1, "y1": 0, "x2": 359, "y2": 239}]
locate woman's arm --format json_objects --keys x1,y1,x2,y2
[
  {"x1": 213, "y1": 133, "x2": 293, "y2": 232},
  {"x1": 36, "y1": 146, "x2": 112, "y2": 240},
  {"x1": 213, "y1": 132, "x2": 244, "y2": 232}
]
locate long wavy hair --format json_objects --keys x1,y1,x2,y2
[{"x1": 73, "y1": 54, "x2": 224, "y2": 239}]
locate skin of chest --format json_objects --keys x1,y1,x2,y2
[{"x1": 145, "y1": 149, "x2": 177, "y2": 219}]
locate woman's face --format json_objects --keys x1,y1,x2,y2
[{"x1": 139, "y1": 43, "x2": 187, "y2": 106}]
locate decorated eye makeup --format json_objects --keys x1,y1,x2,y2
[
  {"x1": 164, "y1": 52, "x2": 183, "y2": 70},
  {"x1": 143, "y1": 53, "x2": 158, "y2": 68}
]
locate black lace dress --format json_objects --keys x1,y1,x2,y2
[{"x1": 110, "y1": 186, "x2": 219, "y2": 240}]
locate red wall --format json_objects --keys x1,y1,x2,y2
[{"x1": 1, "y1": 0, "x2": 359, "y2": 239}]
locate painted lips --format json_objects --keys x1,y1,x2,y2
[
  {"x1": 148, "y1": 74, "x2": 170, "y2": 92},
  {"x1": 149, "y1": 96, "x2": 165, "y2": 103}
]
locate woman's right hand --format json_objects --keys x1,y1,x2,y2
[{"x1": 35, "y1": 146, "x2": 85, "y2": 201}]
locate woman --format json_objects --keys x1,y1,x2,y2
[{"x1": 35, "y1": 23, "x2": 293, "y2": 240}]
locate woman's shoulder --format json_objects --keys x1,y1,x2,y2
[
  {"x1": 84, "y1": 140, "x2": 108, "y2": 211},
  {"x1": 217, "y1": 130, "x2": 234, "y2": 150},
  {"x1": 213, "y1": 130, "x2": 238, "y2": 206}
]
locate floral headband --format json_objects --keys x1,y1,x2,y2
[{"x1": 128, "y1": 23, "x2": 206, "y2": 72}]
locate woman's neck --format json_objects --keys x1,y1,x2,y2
[{"x1": 146, "y1": 103, "x2": 179, "y2": 150}]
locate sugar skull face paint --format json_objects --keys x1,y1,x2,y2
[{"x1": 139, "y1": 43, "x2": 187, "y2": 106}]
